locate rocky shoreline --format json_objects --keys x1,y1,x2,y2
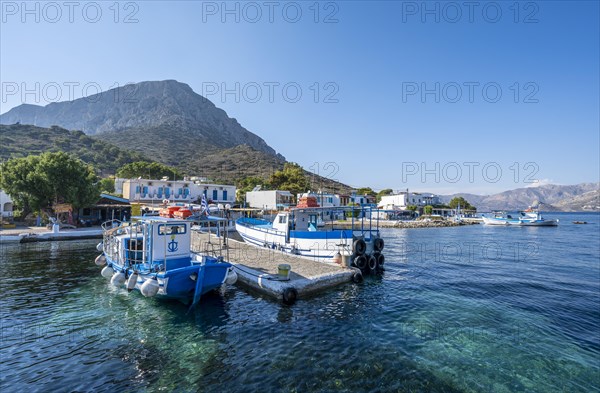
[{"x1": 333, "y1": 219, "x2": 481, "y2": 229}]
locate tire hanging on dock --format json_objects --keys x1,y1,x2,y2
[
  {"x1": 375, "y1": 252, "x2": 385, "y2": 270},
  {"x1": 354, "y1": 254, "x2": 367, "y2": 271},
  {"x1": 282, "y1": 287, "x2": 298, "y2": 305},
  {"x1": 353, "y1": 239, "x2": 367, "y2": 256},
  {"x1": 374, "y1": 238, "x2": 384, "y2": 252},
  {"x1": 352, "y1": 271, "x2": 363, "y2": 283},
  {"x1": 367, "y1": 255, "x2": 378, "y2": 273}
]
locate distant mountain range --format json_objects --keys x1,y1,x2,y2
[{"x1": 440, "y1": 183, "x2": 600, "y2": 212}]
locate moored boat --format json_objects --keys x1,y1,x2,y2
[
  {"x1": 482, "y1": 211, "x2": 558, "y2": 226},
  {"x1": 235, "y1": 205, "x2": 386, "y2": 275},
  {"x1": 95, "y1": 217, "x2": 237, "y2": 305}
]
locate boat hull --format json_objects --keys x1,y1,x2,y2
[
  {"x1": 482, "y1": 217, "x2": 558, "y2": 226},
  {"x1": 106, "y1": 254, "x2": 231, "y2": 302},
  {"x1": 236, "y1": 218, "x2": 362, "y2": 261}
]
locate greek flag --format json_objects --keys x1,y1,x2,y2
[{"x1": 201, "y1": 194, "x2": 209, "y2": 215}]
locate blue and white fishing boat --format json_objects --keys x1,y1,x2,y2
[
  {"x1": 95, "y1": 217, "x2": 237, "y2": 305},
  {"x1": 235, "y1": 204, "x2": 386, "y2": 274},
  {"x1": 482, "y1": 211, "x2": 558, "y2": 226}
]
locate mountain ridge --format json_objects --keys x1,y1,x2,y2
[
  {"x1": 439, "y1": 183, "x2": 600, "y2": 212},
  {"x1": 0, "y1": 80, "x2": 284, "y2": 160}
]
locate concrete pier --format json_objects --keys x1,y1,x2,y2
[
  {"x1": 0, "y1": 226, "x2": 102, "y2": 243},
  {"x1": 191, "y1": 231, "x2": 359, "y2": 303}
]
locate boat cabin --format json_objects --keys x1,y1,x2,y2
[
  {"x1": 104, "y1": 218, "x2": 192, "y2": 271},
  {"x1": 272, "y1": 210, "x2": 322, "y2": 233}
]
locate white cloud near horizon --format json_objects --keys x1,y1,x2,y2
[{"x1": 525, "y1": 179, "x2": 556, "y2": 188}]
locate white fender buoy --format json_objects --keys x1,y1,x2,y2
[
  {"x1": 101, "y1": 265, "x2": 114, "y2": 278},
  {"x1": 96, "y1": 242, "x2": 103, "y2": 252},
  {"x1": 225, "y1": 269, "x2": 238, "y2": 285},
  {"x1": 95, "y1": 254, "x2": 106, "y2": 266},
  {"x1": 111, "y1": 271, "x2": 126, "y2": 286},
  {"x1": 126, "y1": 272, "x2": 139, "y2": 291},
  {"x1": 140, "y1": 278, "x2": 159, "y2": 297}
]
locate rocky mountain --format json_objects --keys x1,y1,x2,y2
[
  {"x1": 441, "y1": 183, "x2": 600, "y2": 211},
  {"x1": 0, "y1": 80, "x2": 284, "y2": 160}
]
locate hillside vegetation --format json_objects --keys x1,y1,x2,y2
[{"x1": 0, "y1": 124, "x2": 148, "y2": 175}]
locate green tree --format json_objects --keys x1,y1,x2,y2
[
  {"x1": 424, "y1": 205, "x2": 433, "y2": 215},
  {"x1": 406, "y1": 205, "x2": 418, "y2": 212},
  {"x1": 0, "y1": 152, "x2": 99, "y2": 216},
  {"x1": 99, "y1": 177, "x2": 115, "y2": 194},
  {"x1": 356, "y1": 187, "x2": 376, "y2": 196},
  {"x1": 448, "y1": 197, "x2": 476, "y2": 211},
  {"x1": 236, "y1": 176, "x2": 267, "y2": 203},
  {"x1": 377, "y1": 188, "x2": 393, "y2": 202},
  {"x1": 117, "y1": 161, "x2": 182, "y2": 180},
  {"x1": 345, "y1": 202, "x2": 360, "y2": 218},
  {"x1": 268, "y1": 162, "x2": 309, "y2": 197}
]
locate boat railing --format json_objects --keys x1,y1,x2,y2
[
  {"x1": 101, "y1": 219, "x2": 123, "y2": 232},
  {"x1": 102, "y1": 220, "x2": 150, "y2": 270},
  {"x1": 237, "y1": 217, "x2": 270, "y2": 226}
]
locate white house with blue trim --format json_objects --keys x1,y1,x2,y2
[{"x1": 121, "y1": 178, "x2": 235, "y2": 205}]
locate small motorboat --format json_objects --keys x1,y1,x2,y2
[
  {"x1": 572, "y1": 221, "x2": 588, "y2": 224},
  {"x1": 95, "y1": 217, "x2": 237, "y2": 306},
  {"x1": 482, "y1": 211, "x2": 558, "y2": 226}
]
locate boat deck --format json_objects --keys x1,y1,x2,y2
[{"x1": 191, "y1": 231, "x2": 357, "y2": 303}]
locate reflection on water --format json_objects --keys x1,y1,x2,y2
[{"x1": 1, "y1": 213, "x2": 599, "y2": 392}]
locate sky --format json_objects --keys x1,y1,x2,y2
[{"x1": 1, "y1": 0, "x2": 599, "y2": 195}]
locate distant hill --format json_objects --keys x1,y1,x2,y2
[
  {"x1": 441, "y1": 183, "x2": 600, "y2": 211},
  {"x1": 0, "y1": 124, "x2": 147, "y2": 175}
]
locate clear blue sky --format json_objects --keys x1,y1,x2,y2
[{"x1": 1, "y1": 1, "x2": 598, "y2": 194}]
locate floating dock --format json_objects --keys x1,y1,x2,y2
[
  {"x1": 0, "y1": 226, "x2": 102, "y2": 243},
  {"x1": 191, "y1": 231, "x2": 360, "y2": 304}
]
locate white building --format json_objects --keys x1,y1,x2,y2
[
  {"x1": 0, "y1": 190, "x2": 13, "y2": 219},
  {"x1": 121, "y1": 178, "x2": 236, "y2": 205},
  {"x1": 378, "y1": 192, "x2": 439, "y2": 210},
  {"x1": 246, "y1": 190, "x2": 294, "y2": 211},
  {"x1": 350, "y1": 193, "x2": 376, "y2": 206}
]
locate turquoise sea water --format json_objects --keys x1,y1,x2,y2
[{"x1": 1, "y1": 213, "x2": 598, "y2": 392}]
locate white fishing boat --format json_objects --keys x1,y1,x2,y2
[
  {"x1": 482, "y1": 211, "x2": 558, "y2": 226},
  {"x1": 235, "y1": 201, "x2": 386, "y2": 275}
]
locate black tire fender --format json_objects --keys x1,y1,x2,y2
[
  {"x1": 353, "y1": 239, "x2": 367, "y2": 255},
  {"x1": 374, "y1": 238, "x2": 384, "y2": 252},
  {"x1": 354, "y1": 254, "x2": 367, "y2": 270},
  {"x1": 282, "y1": 287, "x2": 298, "y2": 305}
]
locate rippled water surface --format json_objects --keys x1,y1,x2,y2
[{"x1": 1, "y1": 213, "x2": 599, "y2": 392}]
